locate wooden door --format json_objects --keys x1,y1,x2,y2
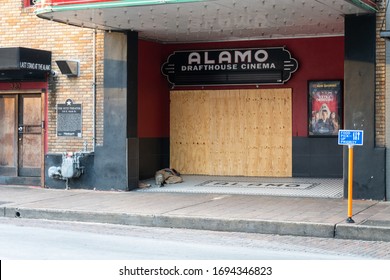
[
  {"x1": 0, "y1": 95, "x2": 17, "y2": 176},
  {"x1": 18, "y1": 95, "x2": 42, "y2": 177}
]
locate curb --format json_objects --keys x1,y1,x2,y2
[
  {"x1": 4, "y1": 206, "x2": 335, "y2": 238},
  {"x1": 5, "y1": 207, "x2": 390, "y2": 242},
  {"x1": 335, "y1": 224, "x2": 390, "y2": 242}
]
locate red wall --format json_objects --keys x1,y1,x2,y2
[
  {"x1": 138, "y1": 40, "x2": 170, "y2": 137},
  {"x1": 138, "y1": 36, "x2": 344, "y2": 138},
  {"x1": 0, "y1": 81, "x2": 47, "y2": 91}
]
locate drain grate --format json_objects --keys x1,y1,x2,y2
[{"x1": 196, "y1": 180, "x2": 315, "y2": 189}]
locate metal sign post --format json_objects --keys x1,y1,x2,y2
[
  {"x1": 347, "y1": 144, "x2": 354, "y2": 223},
  {"x1": 338, "y1": 130, "x2": 364, "y2": 223}
]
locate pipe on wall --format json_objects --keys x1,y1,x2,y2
[
  {"x1": 92, "y1": 29, "x2": 96, "y2": 152},
  {"x1": 386, "y1": 6, "x2": 390, "y2": 200}
]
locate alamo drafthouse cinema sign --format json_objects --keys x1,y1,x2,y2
[{"x1": 161, "y1": 47, "x2": 298, "y2": 86}]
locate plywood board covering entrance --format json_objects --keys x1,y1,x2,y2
[{"x1": 170, "y1": 89, "x2": 292, "y2": 177}]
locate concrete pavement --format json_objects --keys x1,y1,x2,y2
[{"x1": 1, "y1": 183, "x2": 390, "y2": 242}]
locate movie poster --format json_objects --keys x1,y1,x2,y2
[{"x1": 308, "y1": 80, "x2": 342, "y2": 136}]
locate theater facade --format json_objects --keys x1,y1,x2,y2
[{"x1": 0, "y1": 0, "x2": 388, "y2": 200}]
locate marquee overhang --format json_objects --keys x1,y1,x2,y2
[{"x1": 34, "y1": 0, "x2": 377, "y2": 43}]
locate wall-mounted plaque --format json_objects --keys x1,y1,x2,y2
[{"x1": 57, "y1": 99, "x2": 82, "y2": 137}]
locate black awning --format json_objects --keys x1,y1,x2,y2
[{"x1": 0, "y1": 47, "x2": 52, "y2": 81}]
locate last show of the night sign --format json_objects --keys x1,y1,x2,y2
[{"x1": 161, "y1": 47, "x2": 298, "y2": 86}]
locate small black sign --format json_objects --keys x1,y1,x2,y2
[
  {"x1": 161, "y1": 47, "x2": 298, "y2": 86},
  {"x1": 0, "y1": 47, "x2": 51, "y2": 71},
  {"x1": 0, "y1": 47, "x2": 52, "y2": 81},
  {"x1": 57, "y1": 99, "x2": 82, "y2": 137}
]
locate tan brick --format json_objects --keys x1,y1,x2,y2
[{"x1": 0, "y1": 1, "x2": 105, "y2": 152}]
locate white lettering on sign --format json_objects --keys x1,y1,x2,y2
[
  {"x1": 338, "y1": 130, "x2": 364, "y2": 146},
  {"x1": 188, "y1": 52, "x2": 201, "y2": 64},
  {"x1": 219, "y1": 51, "x2": 231, "y2": 63},
  {"x1": 204, "y1": 52, "x2": 215, "y2": 64},
  {"x1": 254, "y1": 50, "x2": 268, "y2": 62},
  {"x1": 240, "y1": 63, "x2": 276, "y2": 70},
  {"x1": 353, "y1": 132, "x2": 360, "y2": 141},
  {"x1": 20, "y1": 61, "x2": 50, "y2": 71},
  {"x1": 181, "y1": 63, "x2": 276, "y2": 71},
  {"x1": 235, "y1": 50, "x2": 251, "y2": 63},
  {"x1": 314, "y1": 92, "x2": 335, "y2": 102},
  {"x1": 181, "y1": 64, "x2": 239, "y2": 71},
  {"x1": 199, "y1": 181, "x2": 313, "y2": 189},
  {"x1": 188, "y1": 50, "x2": 270, "y2": 65}
]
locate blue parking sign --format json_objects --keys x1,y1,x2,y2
[{"x1": 338, "y1": 130, "x2": 364, "y2": 146}]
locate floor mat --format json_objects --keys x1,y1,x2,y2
[
  {"x1": 197, "y1": 180, "x2": 315, "y2": 189},
  {"x1": 137, "y1": 176, "x2": 343, "y2": 198}
]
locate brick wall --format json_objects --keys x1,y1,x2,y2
[
  {"x1": 0, "y1": 1, "x2": 104, "y2": 152},
  {"x1": 376, "y1": 2, "x2": 386, "y2": 147}
]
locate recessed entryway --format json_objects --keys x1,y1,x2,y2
[{"x1": 0, "y1": 93, "x2": 43, "y2": 185}]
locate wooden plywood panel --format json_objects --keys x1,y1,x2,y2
[
  {"x1": 170, "y1": 89, "x2": 292, "y2": 177},
  {"x1": 209, "y1": 90, "x2": 246, "y2": 175},
  {"x1": 170, "y1": 91, "x2": 210, "y2": 174},
  {"x1": 244, "y1": 89, "x2": 292, "y2": 176},
  {"x1": 244, "y1": 89, "x2": 268, "y2": 176}
]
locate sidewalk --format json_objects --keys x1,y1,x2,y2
[{"x1": 1, "y1": 182, "x2": 390, "y2": 242}]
